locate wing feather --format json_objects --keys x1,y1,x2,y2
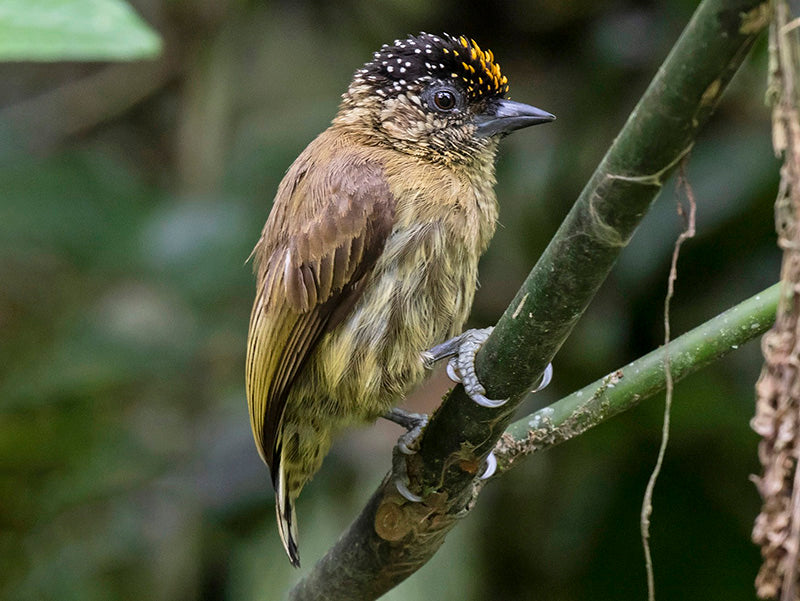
[
  {"x1": 316, "y1": 252, "x2": 334, "y2": 301},
  {"x1": 245, "y1": 152, "x2": 395, "y2": 475}
]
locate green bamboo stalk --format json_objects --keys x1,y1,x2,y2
[
  {"x1": 288, "y1": 1, "x2": 770, "y2": 599},
  {"x1": 498, "y1": 283, "x2": 780, "y2": 466}
]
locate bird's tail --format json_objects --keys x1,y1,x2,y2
[{"x1": 275, "y1": 459, "x2": 301, "y2": 568}]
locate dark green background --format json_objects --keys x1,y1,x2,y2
[{"x1": 0, "y1": 1, "x2": 779, "y2": 599}]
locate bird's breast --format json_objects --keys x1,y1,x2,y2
[{"x1": 307, "y1": 171, "x2": 498, "y2": 421}]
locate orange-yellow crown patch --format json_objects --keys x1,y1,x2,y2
[{"x1": 454, "y1": 35, "x2": 509, "y2": 99}]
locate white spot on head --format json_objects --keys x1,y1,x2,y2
[
  {"x1": 414, "y1": 48, "x2": 421, "y2": 53},
  {"x1": 387, "y1": 66, "x2": 394, "y2": 72},
  {"x1": 399, "y1": 67, "x2": 406, "y2": 73}
]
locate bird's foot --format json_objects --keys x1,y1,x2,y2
[
  {"x1": 424, "y1": 327, "x2": 553, "y2": 408},
  {"x1": 385, "y1": 406, "x2": 497, "y2": 500},
  {"x1": 383, "y1": 407, "x2": 429, "y2": 501},
  {"x1": 383, "y1": 407, "x2": 428, "y2": 455}
]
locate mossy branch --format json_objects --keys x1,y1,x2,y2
[{"x1": 288, "y1": 1, "x2": 770, "y2": 599}]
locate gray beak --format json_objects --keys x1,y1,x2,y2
[{"x1": 475, "y1": 99, "x2": 555, "y2": 137}]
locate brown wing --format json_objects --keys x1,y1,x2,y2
[{"x1": 245, "y1": 150, "x2": 395, "y2": 477}]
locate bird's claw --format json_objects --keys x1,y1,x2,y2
[
  {"x1": 392, "y1": 446, "x2": 423, "y2": 502},
  {"x1": 445, "y1": 360, "x2": 461, "y2": 383},
  {"x1": 533, "y1": 362, "x2": 554, "y2": 393},
  {"x1": 479, "y1": 451, "x2": 497, "y2": 480}
]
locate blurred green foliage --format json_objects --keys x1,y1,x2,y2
[
  {"x1": 0, "y1": 0, "x2": 161, "y2": 61},
  {"x1": 0, "y1": 1, "x2": 780, "y2": 600}
]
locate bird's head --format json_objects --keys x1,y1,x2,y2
[{"x1": 335, "y1": 33, "x2": 554, "y2": 165}]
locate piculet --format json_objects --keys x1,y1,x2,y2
[{"x1": 245, "y1": 32, "x2": 554, "y2": 567}]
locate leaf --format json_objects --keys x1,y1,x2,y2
[{"x1": 0, "y1": 0, "x2": 162, "y2": 61}]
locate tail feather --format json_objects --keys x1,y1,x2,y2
[{"x1": 275, "y1": 461, "x2": 301, "y2": 568}]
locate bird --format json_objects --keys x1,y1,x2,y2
[{"x1": 245, "y1": 32, "x2": 554, "y2": 567}]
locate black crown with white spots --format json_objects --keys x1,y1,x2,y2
[{"x1": 355, "y1": 33, "x2": 510, "y2": 102}]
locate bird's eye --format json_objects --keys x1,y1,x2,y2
[{"x1": 433, "y1": 90, "x2": 457, "y2": 111}]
